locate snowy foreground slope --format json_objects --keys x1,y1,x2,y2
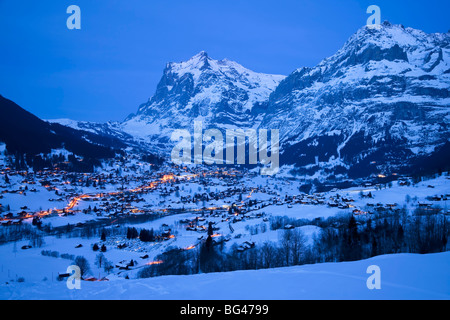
[{"x1": 1, "y1": 252, "x2": 448, "y2": 300}]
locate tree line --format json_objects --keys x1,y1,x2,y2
[{"x1": 138, "y1": 207, "x2": 449, "y2": 278}]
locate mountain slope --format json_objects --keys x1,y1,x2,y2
[
  {"x1": 1, "y1": 251, "x2": 449, "y2": 299},
  {"x1": 0, "y1": 95, "x2": 124, "y2": 159},
  {"x1": 260, "y1": 22, "x2": 450, "y2": 178},
  {"x1": 121, "y1": 51, "x2": 285, "y2": 144}
]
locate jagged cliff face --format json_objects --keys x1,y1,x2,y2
[
  {"x1": 259, "y1": 22, "x2": 450, "y2": 177},
  {"x1": 121, "y1": 51, "x2": 285, "y2": 146}
]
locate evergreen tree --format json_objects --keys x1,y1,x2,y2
[
  {"x1": 139, "y1": 228, "x2": 154, "y2": 242},
  {"x1": 341, "y1": 215, "x2": 361, "y2": 261},
  {"x1": 396, "y1": 224, "x2": 405, "y2": 252},
  {"x1": 371, "y1": 236, "x2": 378, "y2": 257},
  {"x1": 207, "y1": 222, "x2": 213, "y2": 237}
]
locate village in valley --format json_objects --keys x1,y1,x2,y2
[{"x1": 0, "y1": 144, "x2": 449, "y2": 284}]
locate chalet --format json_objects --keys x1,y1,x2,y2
[
  {"x1": 328, "y1": 201, "x2": 339, "y2": 207},
  {"x1": 116, "y1": 263, "x2": 129, "y2": 270},
  {"x1": 236, "y1": 241, "x2": 255, "y2": 252},
  {"x1": 232, "y1": 217, "x2": 242, "y2": 223},
  {"x1": 17, "y1": 211, "x2": 28, "y2": 217},
  {"x1": 161, "y1": 229, "x2": 172, "y2": 238},
  {"x1": 418, "y1": 202, "x2": 432, "y2": 207},
  {"x1": 84, "y1": 277, "x2": 98, "y2": 281}
]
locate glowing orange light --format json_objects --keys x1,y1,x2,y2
[{"x1": 162, "y1": 175, "x2": 175, "y2": 182}]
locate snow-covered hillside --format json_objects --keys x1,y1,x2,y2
[
  {"x1": 1, "y1": 251, "x2": 448, "y2": 300},
  {"x1": 0, "y1": 166, "x2": 448, "y2": 300}
]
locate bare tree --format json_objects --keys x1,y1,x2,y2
[
  {"x1": 73, "y1": 256, "x2": 91, "y2": 278},
  {"x1": 291, "y1": 229, "x2": 306, "y2": 265},
  {"x1": 260, "y1": 241, "x2": 277, "y2": 268},
  {"x1": 280, "y1": 229, "x2": 293, "y2": 266}
]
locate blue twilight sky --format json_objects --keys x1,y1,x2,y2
[{"x1": 0, "y1": 0, "x2": 449, "y2": 122}]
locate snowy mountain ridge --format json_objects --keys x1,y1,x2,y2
[
  {"x1": 50, "y1": 22, "x2": 450, "y2": 179},
  {"x1": 259, "y1": 21, "x2": 450, "y2": 178},
  {"x1": 121, "y1": 51, "x2": 285, "y2": 144}
]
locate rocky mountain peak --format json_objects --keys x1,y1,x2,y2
[{"x1": 122, "y1": 52, "x2": 285, "y2": 141}]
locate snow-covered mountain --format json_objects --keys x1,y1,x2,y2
[
  {"x1": 51, "y1": 22, "x2": 450, "y2": 179},
  {"x1": 46, "y1": 118, "x2": 138, "y2": 147},
  {"x1": 260, "y1": 21, "x2": 450, "y2": 178},
  {"x1": 0, "y1": 95, "x2": 124, "y2": 161},
  {"x1": 121, "y1": 51, "x2": 285, "y2": 145}
]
